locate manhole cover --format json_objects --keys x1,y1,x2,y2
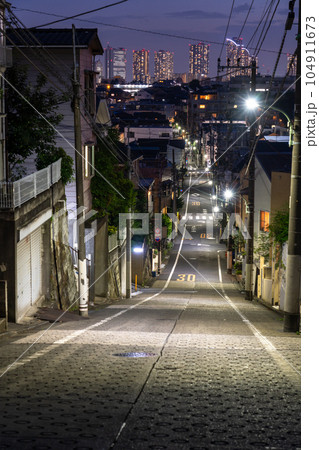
[{"x1": 113, "y1": 352, "x2": 157, "y2": 358}]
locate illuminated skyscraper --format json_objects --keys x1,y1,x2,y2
[
  {"x1": 225, "y1": 38, "x2": 255, "y2": 80},
  {"x1": 154, "y1": 50, "x2": 174, "y2": 81},
  {"x1": 189, "y1": 43, "x2": 210, "y2": 79},
  {"x1": 133, "y1": 49, "x2": 150, "y2": 83},
  {"x1": 105, "y1": 45, "x2": 127, "y2": 81},
  {"x1": 287, "y1": 53, "x2": 297, "y2": 76}
]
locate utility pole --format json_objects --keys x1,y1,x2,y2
[
  {"x1": 218, "y1": 57, "x2": 257, "y2": 298},
  {"x1": 284, "y1": 1, "x2": 300, "y2": 331},
  {"x1": 72, "y1": 25, "x2": 88, "y2": 316},
  {"x1": 245, "y1": 59, "x2": 257, "y2": 300},
  {"x1": 126, "y1": 136, "x2": 131, "y2": 299},
  {"x1": 172, "y1": 148, "x2": 177, "y2": 218},
  {"x1": 154, "y1": 164, "x2": 162, "y2": 275}
]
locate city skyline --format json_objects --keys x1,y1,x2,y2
[{"x1": 12, "y1": 0, "x2": 298, "y2": 81}]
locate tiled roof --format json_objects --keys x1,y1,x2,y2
[{"x1": 7, "y1": 28, "x2": 103, "y2": 54}]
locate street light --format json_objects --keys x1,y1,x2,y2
[
  {"x1": 245, "y1": 97, "x2": 259, "y2": 111},
  {"x1": 224, "y1": 189, "x2": 233, "y2": 201},
  {"x1": 245, "y1": 97, "x2": 294, "y2": 146},
  {"x1": 244, "y1": 86, "x2": 257, "y2": 301},
  {"x1": 222, "y1": 189, "x2": 235, "y2": 274}
]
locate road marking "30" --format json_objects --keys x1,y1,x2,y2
[{"x1": 177, "y1": 274, "x2": 196, "y2": 282}]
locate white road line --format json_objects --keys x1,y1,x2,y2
[
  {"x1": 217, "y1": 251, "x2": 300, "y2": 377},
  {"x1": 1, "y1": 177, "x2": 193, "y2": 375},
  {"x1": 54, "y1": 177, "x2": 192, "y2": 345}
]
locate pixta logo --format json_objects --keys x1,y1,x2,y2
[
  {"x1": 119, "y1": 213, "x2": 194, "y2": 241},
  {"x1": 220, "y1": 213, "x2": 251, "y2": 240}
]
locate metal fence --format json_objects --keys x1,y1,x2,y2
[{"x1": 0, "y1": 159, "x2": 61, "y2": 209}]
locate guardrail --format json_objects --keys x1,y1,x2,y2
[{"x1": 0, "y1": 159, "x2": 61, "y2": 209}]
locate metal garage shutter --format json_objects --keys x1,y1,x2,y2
[
  {"x1": 31, "y1": 227, "x2": 42, "y2": 304},
  {"x1": 17, "y1": 236, "x2": 31, "y2": 320}
]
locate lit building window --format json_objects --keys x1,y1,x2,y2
[
  {"x1": 85, "y1": 144, "x2": 95, "y2": 178},
  {"x1": 199, "y1": 104, "x2": 206, "y2": 109},
  {"x1": 260, "y1": 211, "x2": 270, "y2": 232}
]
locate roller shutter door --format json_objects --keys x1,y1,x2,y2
[
  {"x1": 31, "y1": 227, "x2": 42, "y2": 304},
  {"x1": 17, "y1": 236, "x2": 31, "y2": 320}
]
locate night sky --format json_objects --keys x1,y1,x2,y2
[{"x1": 11, "y1": 0, "x2": 299, "y2": 81}]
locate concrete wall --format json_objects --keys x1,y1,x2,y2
[
  {"x1": 94, "y1": 218, "x2": 108, "y2": 297},
  {"x1": 271, "y1": 172, "x2": 291, "y2": 216},
  {"x1": 50, "y1": 202, "x2": 78, "y2": 310},
  {"x1": 0, "y1": 180, "x2": 77, "y2": 322}
]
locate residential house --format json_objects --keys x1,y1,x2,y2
[
  {"x1": 7, "y1": 28, "x2": 104, "y2": 251},
  {"x1": 237, "y1": 140, "x2": 292, "y2": 308},
  {"x1": 0, "y1": 161, "x2": 77, "y2": 323}
]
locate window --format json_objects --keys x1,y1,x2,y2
[
  {"x1": 84, "y1": 144, "x2": 95, "y2": 178},
  {"x1": 128, "y1": 131, "x2": 135, "y2": 138},
  {"x1": 260, "y1": 211, "x2": 270, "y2": 232},
  {"x1": 199, "y1": 104, "x2": 206, "y2": 109}
]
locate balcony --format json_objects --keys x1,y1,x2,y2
[{"x1": 0, "y1": 159, "x2": 61, "y2": 209}]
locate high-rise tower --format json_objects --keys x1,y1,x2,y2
[
  {"x1": 132, "y1": 49, "x2": 150, "y2": 83},
  {"x1": 225, "y1": 38, "x2": 255, "y2": 80},
  {"x1": 189, "y1": 43, "x2": 210, "y2": 80},
  {"x1": 105, "y1": 45, "x2": 127, "y2": 81},
  {"x1": 154, "y1": 50, "x2": 174, "y2": 81}
]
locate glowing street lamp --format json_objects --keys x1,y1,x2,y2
[
  {"x1": 224, "y1": 189, "x2": 233, "y2": 201},
  {"x1": 245, "y1": 97, "x2": 259, "y2": 111}
]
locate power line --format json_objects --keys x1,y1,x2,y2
[
  {"x1": 238, "y1": 0, "x2": 255, "y2": 39},
  {"x1": 254, "y1": 0, "x2": 281, "y2": 57},
  {"x1": 2, "y1": 72, "x2": 125, "y2": 199},
  {"x1": 12, "y1": 6, "x2": 291, "y2": 57},
  {"x1": 32, "y1": 1, "x2": 128, "y2": 28},
  {"x1": 246, "y1": 0, "x2": 274, "y2": 51},
  {"x1": 4, "y1": 10, "x2": 74, "y2": 94},
  {"x1": 4, "y1": 4, "x2": 298, "y2": 199},
  {"x1": 219, "y1": 0, "x2": 236, "y2": 60},
  {"x1": 4, "y1": 11, "x2": 129, "y2": 170}
]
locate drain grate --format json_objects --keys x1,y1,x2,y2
[{"x1": 113, "y1": 352, "x2": 157, "y2": 358}]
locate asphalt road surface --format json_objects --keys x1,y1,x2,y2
[{"x1": 0, "y1": 171, "x2": 301, "y2": 449}]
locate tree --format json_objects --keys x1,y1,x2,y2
[
  {"x1": 6, "y1": 64, "x2": 73, "y2": 182},
  {"x1": 254, "y1": 232, "x2": 271, "y2": 264},
  {"x1": 269, "y1": 208, "x2": 289, "y2": 268},
  {"x1": 90, "y1": 134, "x2": 136, "y2": 232},
  {"x1": 36, "y1": 147, "x2": 74, "y2": 185},
  {"x1": 269, "y1": 209, "x2": 289, "y2": 245}
]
